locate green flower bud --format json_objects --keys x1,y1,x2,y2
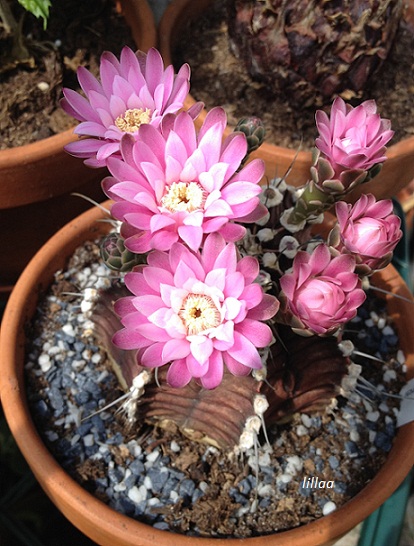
[
  {"x1": 100, "y1": 232, "x2": 146, "y2": 272},
  {"x1": 234, "y1": 117, "x2": 266, "y2": 155}
]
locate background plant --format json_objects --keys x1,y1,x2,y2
[{"x1": 0, "y1": 0, "x2": 51, "y2": 69}]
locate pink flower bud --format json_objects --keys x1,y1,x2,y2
[
  {"x1": 279, "y1": 244, "x2": 366, "y2": 335},
  {"x1": 335, "y1": 194, "x2": 402, "y2": 273},
  {"x1": 315, "y1": 97, "x2": 394, "y2": 178}
]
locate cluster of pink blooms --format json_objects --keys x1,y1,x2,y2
[{"x1": 62, "y1": 46, "x2": 402, "y2": 388}]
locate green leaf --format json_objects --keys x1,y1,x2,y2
[{"x1": 17, "y1": 0, "x2": 51, "y2": 29}]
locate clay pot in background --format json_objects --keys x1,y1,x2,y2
[{"x1": 0, "y1": 0, "x2": 157, "y2": 301}]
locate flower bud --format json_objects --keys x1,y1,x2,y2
[
  {"x1": 234, "y1": 116, "x2": 266, "y2": 155},
  {"x1": 100, "y1": 232, "x2": 146, "y2": 272},
  {"x1": 279, "y1": 244, "x2": 366, "y2": 335},
  {"x1": 334, "y1": 194, "x2": 402, "y2": 274}
]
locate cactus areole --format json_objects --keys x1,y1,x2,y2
[{"x1": 227, "y1": 0, "x2": 404, "y2": 108}]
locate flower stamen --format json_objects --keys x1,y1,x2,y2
[
  {"x1": 115, "y1": 108, "x2": 152, "y2": 133},
  {"x1": 179, "y1": 294, "x2": 221, "y2": 335},
  {"x1": 161, "y1": 182, "x2": 206, "y2": 213}
]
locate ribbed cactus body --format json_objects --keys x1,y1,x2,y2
[{"x1": 228, "y1": 0, "x2": 404, "y2": 108}]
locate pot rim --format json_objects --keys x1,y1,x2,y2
[{"x1": 1, "y1": 202, "x2": 414, "y2": 546}]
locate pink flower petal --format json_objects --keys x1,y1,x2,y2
[
  {"x1": 227, "y1": 331, "x2": 262, "y2": 369},
  {"x1": 166, "y1": 358, "x2": 192, "y2": 388},
  {"x1": 200, "y1": 350, "x2": 224, "y2": 389}
]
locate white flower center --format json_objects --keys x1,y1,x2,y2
[
  {"x1": 161, "y1": 182, "x2": 205, "y2": 213},
  {"x1": 115, "y1": 108, "x2": 152, "y2": 132},
  {"x1": 179, "y1": 294, "x2": 221, "y2": 335}
]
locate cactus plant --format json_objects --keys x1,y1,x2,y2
[{"x1": 227, "y1": 0, "x2": 404, "y2": 108}]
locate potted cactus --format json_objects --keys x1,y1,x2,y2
[
  {"x1": 158, "y1": 0, "x2": 414, "y2": 202},
  {"x1": 0, "y1": 0, "x2": 156, "y2": 300},
  {"x1": 1, "y1": 45, "x2": 414, "y2": 546}
]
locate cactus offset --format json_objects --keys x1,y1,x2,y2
[{"x1": 227, "y1": 0, "x2": 404, "y2": 108}]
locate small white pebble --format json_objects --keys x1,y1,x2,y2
[
  {"x1": 45, "y1": 430, "x2": 59, "y2": 442},
  {"x1": 170, "y1": 440, "x2": 180, "y2": 453},
  {"x1": 143, "y1": 476, "x2": 152, "y2": 491},
  {"x1": 367, "y1": 411, "x2": 380, "y2": 422},
  {"x1": 71, "y1": 359, "x2": 86, "y2": 370},
  {"x1": 278, "y1": 474, "x2": 292, "y2": 484},
  {"x1": 397, "y1": 350, "x2": 405, "y2": 365},
  {"x1": 377, "y1": 317, "x2": 386, "y2": 330},
  {"x1": 301, "y1": 414, "x2": 312, "y2": 428},
  {"x1": 379, "y1": 402, "x2": 389, "y2": 413},
  {"x1": 296, "y1": 425, "x2": 308, "y2": 437},
  {"x1": 258, "y1": 451, "x2": 271, "y2": 467},
  {"x1": 369, "y1": 430, "x2": 376, "y2": 443},
  {"x1": 322, "y1": 501, "x2": 337, "y2": 516},
  {"x1": 38, "y1": 353, "x2": 52, "y2": 372},
  {"x1": 199, "y1": 481, "x2": 209, "y2": 493},
  {"x1": 169, "y1": 490, "x2": 179, "y2": 502},
  {"x1": 138, "y1": 484, "x2": 147, "y2": 498},
  {"x1": 382, "y1": 325, "x2": 394, "y2": 336},
  {"x1": 128, "y1": 486, "x2": 143, "y2": 504},
  {"x1": 383, "y1": 369, "x2": 397, "y2": 382},
  {"x1": 83, "y1": 434, "x2": 95, "y2": 447},
  {"x1": 350, "y1": 429, "x2": 360, "y2": 442},
  {"x1": 146, "y1": 449, "x2": 160, "y2": 463},
  {"x1": 370, "y1": 311, "x2": 379, "y2": 322},
  {"x1": 37, "y1": 81, "x2": 50, "y2": 92},
  {"x1": 70, "y1": 434, "x2": 80, "y2": 446},
  {"x1": 62, "y1": 323, "x2": 75, "y2": 337},
  {"x1": 362, "y1": 399, "x2": 373, "y2": 412},
  {"x1": 91, "y1": 352, "x2": 102, "y2": 364},
  {"x1": 257, "y1": 484, "x2": 273, "y2": 497},
  {"x1": 285, "y1": 455, "x2": 303, "y2": 475}
]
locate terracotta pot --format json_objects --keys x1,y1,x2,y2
[
  {"x1": 0, "y1": 0, "x2": 156, "y2": 301},
  {"x1": 1, "y1": 203, "x2": 414, "y2": 546},
  {"x1": 158, "y1": 0, "x2": 414, "y2": 201}
]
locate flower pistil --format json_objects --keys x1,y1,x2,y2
[
  {"x1": 115, "y1": 108, "x2": 152, "y2": 133},
  {"x1": 161, "y1": 182, "x2": 206, "y2": 213},
  {"x1": 179, "y1": 294, "x2": 221, "y2": 335}
]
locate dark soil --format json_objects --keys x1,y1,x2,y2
[
  {"x1": 172, "y1": 0, "x2": 414, "y2": 151},
  {"x1": 0, "y1": 0, "x2": 136, "y2": 150}
]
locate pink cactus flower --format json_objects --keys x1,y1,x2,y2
[
  {"x1": 112, "y1": 233, "x2": 280, "y2": 389},
  {"x1": 61, "y1": 47, "x2": 192, "y2": 167},
  {"x1": 279, "y1": 244, "x2": 366, "y2": 335},
  {"x1": 335, "y1": 194, "x2": 402, "y2": 273},
  {"x1": 315, "y1": 97, "x2": 394, "y2": 177},
  {"x1": 103, "y1": 107, "x2": 267, "y2": 253}
]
